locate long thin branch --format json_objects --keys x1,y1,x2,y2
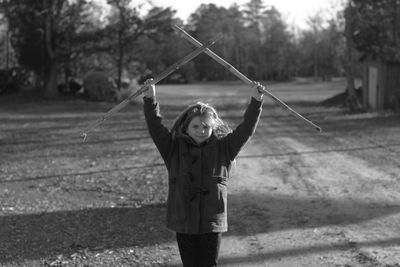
[
  {"x1": 81, "y1": 33, "x2": 222, "y2": 140},
  {"x1": 174, "y1": 25, "x2": 322, "y2": 132}
]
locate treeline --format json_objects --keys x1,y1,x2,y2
[
  {"x1": 0, "y1": 0, "x2": 346, "y2": 97},
  {"x1": 185, "y1": 2, "x2": 345, "y2": 82},
  {"x1": 1, "y1": 0, "x2": 399, "y2": 99},
  {"x1": 136, "y1": 0, "x2": 346, "y2": 82}
]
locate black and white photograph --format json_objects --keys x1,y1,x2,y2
[{"x1": 1, "y1": 0, "x2": 400, "y2": 266}]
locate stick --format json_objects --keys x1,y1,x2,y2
[
  {"x1": 173, "y1": 25, "x2": 322, "y2": 132},
  {"x1": 81, "y1": 33, "x2": 223, "y2": 141}
]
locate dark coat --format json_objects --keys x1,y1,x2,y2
[{"x1": 143, "y1": 97, "x2": 262, "y2": 234}]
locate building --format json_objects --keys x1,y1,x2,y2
[{"x1": 362, "y1": 58, "x2": 400, "y2": 111}]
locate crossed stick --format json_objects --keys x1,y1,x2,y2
[
  {"x1": 173, "y1": 25, "x2": 322, "y2": 132},
  {"x1": 82, "y1": 26, "x2": 322, "y2": 141},
  {"x1": 81, "y1": 33, "x2": 222, "y2": 141}
]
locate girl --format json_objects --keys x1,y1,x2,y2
[{"x1": 142, "y1": 79, "x2": 264, "y2": 267}]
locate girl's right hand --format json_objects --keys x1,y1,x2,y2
[{"x1": 143, "y1": 78, "x2": 155, "y2": 98}]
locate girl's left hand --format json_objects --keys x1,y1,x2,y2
[
  {"x1": 143, "y1": 78, "x2": 155, "y2": 98},
  {"x1": 251, "y1": 81, "x2": 265, "y2": 101}
]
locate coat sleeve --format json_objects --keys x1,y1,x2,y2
[
  {"x1": 143, "y1": 97, "x2": 173, "y2": 162},
  {"x1": 224, "y1": 97, "x2": 263, "y2": 161}
]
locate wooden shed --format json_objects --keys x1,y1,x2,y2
[{"x1": 362, "y1": 58, "x2": 400, "y2": 111}]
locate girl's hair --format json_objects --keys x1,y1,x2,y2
[{"x1": 171, "y1": 102, "x2": 232, "y2": 139}]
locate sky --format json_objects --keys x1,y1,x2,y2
[{"x1": 148, "y1": 0, "x2": 343, "y2": 29}]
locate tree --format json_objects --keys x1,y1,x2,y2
[
  {"x1": 307, "y1": 13, "x2": 324, "y2": 80},
  {"x1": 1, "y1": 0, "x2": 92, "y2": 98},
  {"x1": 105, "y1": 0, "x2": 142, "y2": 91},
  {"x1": 295, "y1": 10, "x2": 345, "y2": 80},
  {"x1": 226, "y1": 4, "x2": 248, "y2": 78},
  {"x1": 0, "y1": 16, "x2": 15, "y2": 70},
  {"x1": 136, "y1": 17, "x2": 192, "y2": 83},
  {"x1": 187, "y1": 0, "x2": 295, "y2": 81},
  {"x1": 344, "y1": 4, "x2": 362, "y2": 110},
  {"x1": 105, "y1": 1, "x2": 177, "y2": 89},
  {"x1": 260, "y1": 6, "x2": 294, "y2": 80},
  {"x1": 343, "y1": 0, "x2": 400, "y2": 110},
  {"x1": 187, "y1": 4, "x2": 244, "y2": 80},
  {"x1": 348, "y1": 0, "x2": 400, "y2": 62},
  {"x1": 242, "y1": 0, "x2": 266, "y2": 80},
  {"x1": 129, "y1": 6, "x2": 181, "y2": 82}
]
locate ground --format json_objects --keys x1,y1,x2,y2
[{"x1": 1, "y1": 79, "x2": 400, "y2": 267}]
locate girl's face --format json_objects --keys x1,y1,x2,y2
[{"x1": 186, "y1": 116, "x2": 213, "y2": 144}]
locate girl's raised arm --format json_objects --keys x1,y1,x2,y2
[
  {"x1": 142, "y1": 79, "x2": 173, "y2": 163},
  {"x1": 224, "y1": 81, "x2": 265, "y2": 160}
]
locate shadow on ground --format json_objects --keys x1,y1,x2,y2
[
  {"x1": 1, "y1": 86, "x2": 399, "y2": 264},
  {"x1": 1, "y1": 192, "x2": 400, "y2": 263},
  {"x1": 0, "y1": 204, "x2": 173, "y2": 263}
]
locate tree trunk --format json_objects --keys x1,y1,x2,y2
[
  {"x1": 116, "y1": 31, "x2": 124, "y2": 92},
  {"x1": 313, "y1": 45, "x2": 319, "y2": 81},
  {"x1": 344, "y1": 5, "x2": 362, "y2": 111},
  {"x1": 43, "y1": 0, "x2": 59, "y2": 99},
  {"x1": 44, "y1": 61, "x2": 59, "y2": 98},
  {"x1": 6, "y1": 23, "x2": 9, "y2": 69}
]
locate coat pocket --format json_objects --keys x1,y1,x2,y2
[
  {"x1": 213, "y1": 176, "x2": 227, "y2": 186},
  {"x1": 211, "y1": 166, "x2": 229, "y2": 181},
  {"x1": 206, "y1": 175, "x2": 228, "y2": 216}
]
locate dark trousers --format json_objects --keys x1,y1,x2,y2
[{"x1": 176, "y1": 232, "x2": 222, "y2": 267}]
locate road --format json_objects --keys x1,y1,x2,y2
[
  {"x1": 1, "y1": 80, "x2": 399, "y2": 266},
  {"x1": 158, "y1": 82, "x2": 400, "y2": 267}
]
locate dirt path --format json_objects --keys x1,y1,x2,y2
[
  {"x1": 213, "y1": 112, "x2": 400, "y2": 266},
  {"x1": 150, "y1": 82, "x2": 400, "y2": 266},
  {"x1": 1, "y1": 81, "x2": 400, "y2": 266},
  {"x1": 155, "y1": 82, "x2": 400, "y2": 266}
]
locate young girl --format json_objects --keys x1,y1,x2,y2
[{"x1": 142, "y1": 79, "x2": 264, "y2": 267}]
